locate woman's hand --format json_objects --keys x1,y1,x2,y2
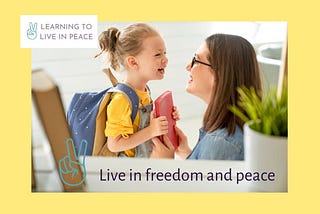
[
  {"x1": 150, "y1": 135, "x2": 175, "y2": 159},
  {"x1": 175, "y1": 126, "x2": 192, "y2": 159}
]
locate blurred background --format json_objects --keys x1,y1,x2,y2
[{"x1": 32, "y1": 22, "x2": 287, "y2": 191}]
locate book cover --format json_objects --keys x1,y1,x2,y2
[{"x1": 154, "y1": 90, "x2": 179, "y2": 149}]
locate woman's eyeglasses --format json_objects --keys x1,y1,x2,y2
[{"x1": 191, "y1": 56, "x2": 212, "y2": 68}]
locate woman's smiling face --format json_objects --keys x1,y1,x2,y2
[{"x1": 186, "y1": 42, "x2": 215, "y2": 104}]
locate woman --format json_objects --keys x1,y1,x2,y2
[{"x1": 151, "y1": 33, "x2": 262, "y2": 160}]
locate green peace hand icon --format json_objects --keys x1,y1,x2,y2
[
  {"x1": 27, "y1": 22, "x2": 37, "y2": 40},
  {"x1": 58, "y1": 138, "x2": 87, "y2": 187}
]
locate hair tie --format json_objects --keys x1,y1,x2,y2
[
  {"x1": 115, "y1": 31, "x2": 121, "y2": 40},
  {"x1": 108, "y1": 30, "x2": 120, "y2": 52}
]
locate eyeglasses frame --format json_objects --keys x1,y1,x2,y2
[{"x1": 191, "y1": 55, "x2": 212, "y2": 68}]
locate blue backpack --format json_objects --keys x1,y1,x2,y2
[{"x1": 66, "y1": 83, "x2": 140, "y2": 156}]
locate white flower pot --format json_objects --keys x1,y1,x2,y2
[{"x1": 244, "y1": 122, "x2": 287, "y2": 192}]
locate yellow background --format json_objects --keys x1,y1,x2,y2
[{"x1": 1, "y1": 0, "x2": 319, "y2": 213}]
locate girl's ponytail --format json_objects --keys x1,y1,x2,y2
[{"x1": 95, "y1": 27, "x2": 121, "y2": 85}]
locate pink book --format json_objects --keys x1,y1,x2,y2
[{"x1": 154, "y1": 91, "x2": 179, "y2": 149}]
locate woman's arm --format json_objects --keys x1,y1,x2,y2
[
  {"x1": 174, "y1": 126, "x2": 192, "y2": 159},
  {"x1": 150, "y1": 126, "x2": 192, "y2": 159},
  {"x1": 150, "y1": 136, "x2": 175, "y2": 159},
  {"x1": 191, "y1": 134, "x2": 244, "y2": 160}
]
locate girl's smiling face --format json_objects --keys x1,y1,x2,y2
[
  {"x1": 134, "y1": 35, "x2": 168, "y2": 81},
  {"x1": 186, "y1": 43, "x2": 215, "y2": 104}
]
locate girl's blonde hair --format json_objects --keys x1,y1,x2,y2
[{"x1": 95, "y1": 23, "x2": 159, "y2": 71}]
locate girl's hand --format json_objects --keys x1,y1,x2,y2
[
  {"x1": 172, "y1": 106, "x2": 180, "y2": 121},
  {"x1": 149, "y1": 110, "x2": 168, "y2": 137},
  {"x1": 150, "y1": 135, "x2": 175, "y2": 159},
  {"x1": 175, "y1": 126, "x2": 192, "y2": 159}
]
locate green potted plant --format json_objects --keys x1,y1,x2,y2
[{"x1": 229, "y1": 80, "x2": 287, "y2": 192}]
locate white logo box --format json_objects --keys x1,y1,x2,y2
[{"x1": 21, "y1": 15, "x2": 98, "y2": 48}]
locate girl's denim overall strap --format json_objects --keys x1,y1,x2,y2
[{"x1": 135, "y1": 103, "x2": 153, "y2": 158}]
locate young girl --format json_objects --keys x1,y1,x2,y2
[{"x1": 95, "y1": 23, "x2": 176, "y2": 158}]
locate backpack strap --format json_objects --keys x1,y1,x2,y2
[{"x1": 110, "y1": 83, "x2": 140, "y2": 123}]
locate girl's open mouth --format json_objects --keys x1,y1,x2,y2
[{"x1": 158, "y1": 68, "x2": 165, "y2": 74}]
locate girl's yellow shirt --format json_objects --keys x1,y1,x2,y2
[{"x1": 105, "y1": 87, "x2": 151, "y2": 157}]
